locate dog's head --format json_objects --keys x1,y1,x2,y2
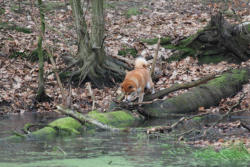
[{"x1": 120, "y1": 80, "x2": 137, "y2": 102}]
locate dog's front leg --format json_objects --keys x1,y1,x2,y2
[{"x1": 138, "y1": 92, "x2": 144, "y2": 104}]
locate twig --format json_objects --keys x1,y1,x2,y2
[
  {"x1": 110, "y1": 54, "x2": 134, "y2": 68},
  {"x1": 203, "y1": 93, "x2": 246, "y2": 136},
  {"x1": 176, "y1": 128, "x2": 196, "y2": 137},
  {"x1": 56, "y1": 146, "x2": 67, "y2": 156},
  {"x1": 45, "y1": 48, "x2": 68, "y2": 105},
  {"x1": 240, "y1": 121, "x2": 250, "y2": 132},
  {"x1": 86, "y1": 82, "x2": 95, "y2": 110},
  {"x1": 144, "y1": 73, "x2": 217, "y2": 101},
  {"x1": 112, "y1": 99, "x2": 156, "y2": 111},
  {"x1": 65, "y1": 84, "x2": 72, "y2": 108},
  {"x1": 146, "y1": 117, "x2": 185, "y2": 134},
  {"x1": 150, "y1": 36, "x2": 161, "y2": 78}
]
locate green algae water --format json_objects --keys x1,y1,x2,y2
[{"x1": 0, "y1": 113, "x2": 249, "y2": 167}]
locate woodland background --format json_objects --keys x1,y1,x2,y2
[{"x1": 0, "y1": 0, "x2": 249, "y2": 147}]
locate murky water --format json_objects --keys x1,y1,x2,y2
[{"x1": 0, "y1": 113, "x2": 249, "y2": 167}]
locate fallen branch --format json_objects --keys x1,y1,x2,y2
[
  {"x1": 144, "y1": 73, "x2": 217, "y2": 101},
  {"x1": 110, "y1": 54, "x2": 134, "y2": 68},
  {"x1": 240, "y1": 121, "x2": 250, "y2": 132},
  {"x1": 150, "y1": 37, "x2": 161, "y2": 78},
  {"x1": 56, "y1": 105, "x2": 121, "y2": 132},
  {"x1": 146, "y1": 117, "x2": 185, "y2": 134},
  {"x1": 86, "y1": 82, "x2": 96, "y2": 110},
  {"x1": 45, "y1": 47, "x2": 69, "y2": 106}
]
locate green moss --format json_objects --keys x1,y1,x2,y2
[
  {"x1": 118, "y1": 48, "x2": 137, "y2": 57},
  {"x1": 141, "y1": 37, "x2": 172, "y2": 45},
  {"x1": 126, "y1": 7, "x2": 140, "y2": 18},
  {"x1": 157, "y1": 36, "x2": 197, "y2": 62},
  {"x1": 198, "y1": 55, "x2": 225, "y2": 64},
  {"x1": 0, "y1": 7, "x2": 5, "y2": 15},
  {"x1": 28, "y1": 48, "x2": 48, "y2": 62},
  {"x1": 9, "y1": 51, "x2": 29, "y2": 59},
  {"x1": 162, "y1": 44, "x2": 176, "y2": 49},
  {"x1": 178, "y1": 35, "x2": 195, "y2": 46},
  {"x1": 166, "y1": 47, "x2": 196, "y2": 62},
  {"x1": 15, "y1": 26, "x2": 32, "y2": 33},
  {"x1": 10, "y1": 4, "x2": 20, "y2": 12},
  {"x1": 88, "y1": 110, "x2": 139, "y2": 128},
  {"x1": 194, "y1": 144, "x2": 250, "y2": 161},
  {"x1": 59, "y1": 71, "x2": 72, "y2": 81},
  {"x1": 31, "y1": 127, "x2": 57, "y2": 140},
  {"x1": 49, "y1": 117, "x2": 82, "y2": 134},
  {"x1": 9, "y1": 49, "x2": 49, "y2": 62},
  {"x1": 192, "y1": 116, "x2": 202, "y2": 121},
  {"x1": 0, "y1": 21, "x2": 32, "y2": 33},
  {"x1": 30, "y1": 117, "x2": 82, "y2": 140},
  {"x1": 1, "y1": 117, "x2": 83, "y2": 142},
  {"x1": 44, "y1": 1, "x2": 65, "y2": 12},
  {"x1": 247, "y1": 24, "x2": 250, "y2": 32},
  {"x1": 207, "y1": 69, "x2": 247, "y2": 88},
  {"x1": 104, "y1": 3, "x2": 116, "y2": 9}
]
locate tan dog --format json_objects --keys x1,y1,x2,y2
[{"x1": 120, "y1": 57, "x2": 155, "y2": 103}]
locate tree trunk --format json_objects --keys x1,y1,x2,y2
[
  {"x1": 69, "y1": 0, "x2": 129, "y2": 87},
  {"x1": 141, "y1": 69, "x2": 250, "y2": 118},
  {"x1": 36, "y1": 0, "x2": 50, "y2": 102}
]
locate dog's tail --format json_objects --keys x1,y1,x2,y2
[{"x1": 135, "y1": 57, "x2": 148, "y2": 69}]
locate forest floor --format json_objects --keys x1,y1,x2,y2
[{"x1": 0, "y1": 0, "x2": 249, "y2": 148}]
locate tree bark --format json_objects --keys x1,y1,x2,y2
[{"x1": 68, "y1": 0, "x2": 128, "y2": 87}]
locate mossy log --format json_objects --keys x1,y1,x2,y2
[
  {"x1": 1, "y1": 108, "x2": 144, "y2": 142},
  {"x1": 141, "y1": 69, "x2": 250, "y2": 117},
  {"x1": 2, "y1": 117, "x2": 82, "y2": 142},
  {"x1": 56, "y1": 106, "x2": 144, "y2": 132}
]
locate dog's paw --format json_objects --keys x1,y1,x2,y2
[{"x1": 152, "y1": 89, "x2": 155, "y2": 94}]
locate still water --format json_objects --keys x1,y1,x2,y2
[{"x1": 0, "y1": 113, "x2": 249, "y2": 167}]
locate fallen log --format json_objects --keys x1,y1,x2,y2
[
  {"x1": 141, "y1": 69, "x2": 250, "y2": 117},
  {"x1": 2, "y1": 117, "x2": 83, "y2": 142},
  {"x1": 1, "y1": 108, "x2": 144, "y2": 142}
]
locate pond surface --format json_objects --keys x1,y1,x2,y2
[{"x1": 0, "y1": 113, "x2": 249, "y2": 167}]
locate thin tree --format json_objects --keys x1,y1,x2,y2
[{"x1": 36, "y1": 0, "x2": 50, "y2": 102}]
